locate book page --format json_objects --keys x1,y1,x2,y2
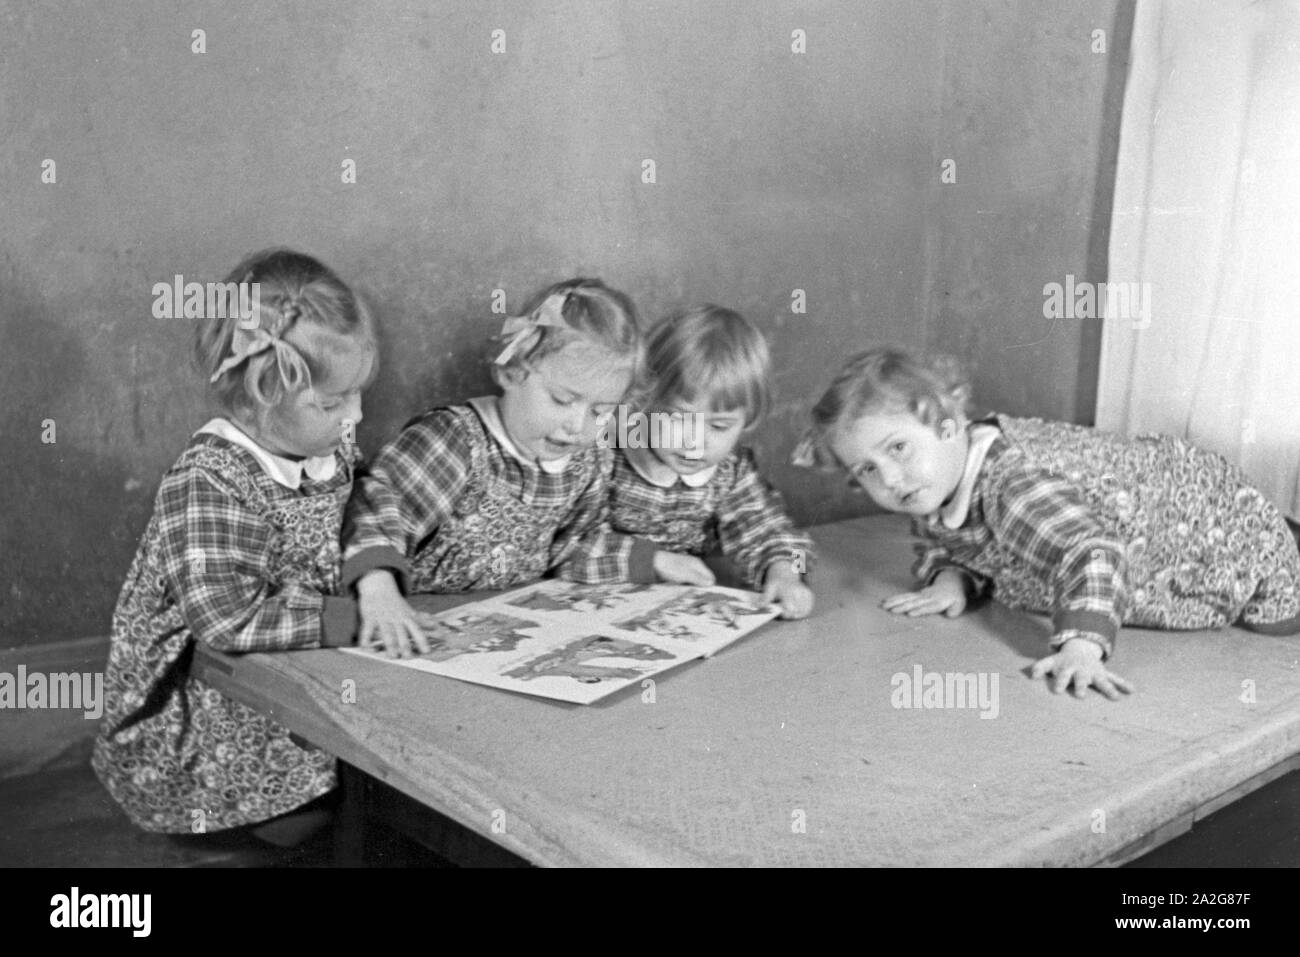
[{"x1": 341, "y1": 580, "x2": 779, "y2": 703}]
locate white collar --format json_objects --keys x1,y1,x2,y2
[
  {"x1": 197, "y1": 418, "x2": 338, "y2": 489},
  {"x1": 467, "y1": 396, "x2": 571, "y2": 475},
  {"x1": 936, "y1": 423, "x2": 1001, "y2": 529},
  {"x1": 623, "y1": 444, "x2": 719, "y2": 488}
]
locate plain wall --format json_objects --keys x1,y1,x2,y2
[{"x1": 0, "y1": 0, "x2": 1129, "y2": 646}]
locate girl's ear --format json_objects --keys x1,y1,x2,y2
[
  {"x1": 492, "y1": 363, "x2": 528, "y2": 388},
  {"x1": 939, "y1": 417, "x2": 958, "y2": 440}
]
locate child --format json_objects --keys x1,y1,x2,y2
[
  {"x1": 796, "y1": 346, "x2": 1300, "y2": 699},
  {"x1": 92, "y1": 249, "x2": 377, "y2": 837},
  {"x1": 563, "y1": 305, "x2": 814, "y2": 619},
  {"x1": 342, "y1": 278, "x2": 642, "y2": 657}
]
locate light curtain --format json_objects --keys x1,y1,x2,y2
[{"x1": 1096, "y1": 0, "x2": 1300, "y2": 519}]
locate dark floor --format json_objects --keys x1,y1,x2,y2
[
  {"x1": 2, "y1": 736, "x2": 1297, "y2": 867},
  {"x1": 0, "y1": 737, "x2": 448, "y2": 867}
]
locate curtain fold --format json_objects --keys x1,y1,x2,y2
[{"x1": 1097, "y1": 0, "x2": 1300, "y2": 519}]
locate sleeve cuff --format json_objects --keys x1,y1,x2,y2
[
  {"x1": 628, "y1": 538, "x2": 659, "y2": 584},
  {"x1": 320, "y1": 597, "x2": 358, "y2": 647},
  {"x1": 1051, "y1": 628, "x2": 1114, "y2": 661},
  {"x1": 924, "y1": 564, "x2": 987, "y2": 598},
  {"x1": 1052, "y1": 608, "x2": 1117, "y2": 642},
  {"x1": 341, "y1": 546, "x2": 411, "y2": 594},
  {"x1": 761, "y1": 553, "x2": 811, "y2": 585}
]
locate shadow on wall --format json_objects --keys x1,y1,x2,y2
[
  {"x1": 352, "y1": 285, "x2": 498, "y2": 451},
  {"x1": 1077, "y1": 0, "x2": 1136, "y2": 425},
  {"x1": 0, "y1": 277, "x2": 149, "y2": 645}
]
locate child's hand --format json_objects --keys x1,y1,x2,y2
[
  {"x1": 881, "y1": 569, "x2": 967, "y2": 618},
  {"x1": 762, "y1": 560, "x2": 814, "y2": 619},
  {"x1": 653, "y1": 550, "x2": 717, "y2": 587},
  {"x1": 355, "y1": 570, "x2": 432, "y2": 659},
  {"x1": 1029, "y1": 637, "x2": 1133, "y2": 700}
]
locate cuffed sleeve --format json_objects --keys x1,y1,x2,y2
[
  {"x1": 341, "y1": 545, "x2": 411, "y2": 595},
  {"x1": 320, "y1": 596, "x2": 358, "y2": 647},
  {"x1": 717, "y1": 450, "x2": 815, "y2": 589}
]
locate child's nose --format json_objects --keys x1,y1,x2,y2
[
  {"x1": 565, "y1": 405, "x2": 587, "y2": 435},
  {"x1": 345, "y1": 394, "x2": 364, "y2": 425},
  {"x1": 877, "y1": 462, "x2": 903, "y2": 490}
]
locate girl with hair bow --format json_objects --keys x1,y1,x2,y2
[
  {"x1": 94, "y1": 248, "x2": 378, "y2": 842},
  {"x1": 342, "y1": 278, "x2": 644, "y2": 658}
]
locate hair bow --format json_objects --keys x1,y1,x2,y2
[
  {"x1": 493, "y1": 292, "x2": 570, "y2": 366},
  {"x1": 209, "y1": 300, "x2": 301, "y2": 383},
  {"x1": 789, "y1": 430, "x2": 820, "y2": 468}
]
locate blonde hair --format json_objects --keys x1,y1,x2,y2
[
  {"x1": 805, "y1": 346, "x2": 971, "y2": 466},
  {"x1": 644, "y1": 305, "x2": 771, "y2": 426},
  {"x1": 195, "y1": 249, "x2": 377, "y2": 423},
  {"x1": 494, "y1": 278, "x2": 643, "y2": 379}
]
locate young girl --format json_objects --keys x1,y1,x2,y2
[
  {"x1": 92, "y1": 249, "x2": 377, "y2": 838},
  {"x1": 563, "y1": 305, "x2": 814, "y2": 619},
  {"x1": 796, "y1": 346, "x2": 1300, "y2": 699},
  {"x1": 342, "y1": 278, "x2": 642, "y2": 657}
]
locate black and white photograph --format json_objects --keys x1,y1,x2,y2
[{"x1": 1, "y1": 0, "x2": 1297, "y2": 923}]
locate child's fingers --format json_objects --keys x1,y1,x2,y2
[
  {"x1": 393, "y1": 627, "x2": 419, "y2": 659},
  {"x1": 882, "y1": 593, "x2": 927, "y2": 613},
  {"x1": 881, "y1": 592, "x2": 918, "y2": 611},
  {"x1": 1104, "y1": 671, "x2": 1134, "y2": 695},
  {"x1": 777, "y1": 593, "x2": 811, "y2": 619},
  {"x1": 883, "y1": 590, "x2": 953, "y2": 617},
  {"x1": 897, "y1": 595, "x2": 950, "y2": 617},
  {"x1": 389, "y1": 624, "x2": 412, "y2": 659},
  {"x1": 1049, "y1": 666, "x2": 1075, "y2": 694},
  {"x1": 1028, "y1": 656, "x2": 1056, "y2": 680},
  {"x1": 691, "y1": 561, "x2": 717, "y2": 586},
  {"x1": 786, "y1": 589, "x2": 813, "y2": 619},
  {"x1": 905, "y1": 601, "x2": 946, "y2": 617},
  {"x1": 378, "y1": 623, "x2": 403, "y2": 658},
  {"x1": 1092, "y1": 674, "x2": 1123, "y2": 701},
  {"x1": 404, "y1": 619, "x2": 431, "y2": 656}
]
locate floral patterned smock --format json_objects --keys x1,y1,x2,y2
[
  {"x1": 92, "y1": 423, "x2": 353, "y2": 833},
  {"x1": 912, "y1": 415, "x2": 1300, "y2": 656}
]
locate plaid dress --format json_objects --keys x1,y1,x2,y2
[
  {"x1": 561, "y1": 447, "x2": 813, "y2": 588},
  {"x1": 92, "y1": 428, "x2": 354, "y2": 833},
  {"x1": 342, "y1": 399, "x2": 612, "y2": 593},
  {"x1": 913, "y1": 415, "x2": 1300, "y2": 657}
]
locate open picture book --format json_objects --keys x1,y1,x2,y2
[{"x1": 341, "y1": 579, "x2": 780, "y2": 704}]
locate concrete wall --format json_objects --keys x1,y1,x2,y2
[{"x1": 0, "y1": 0, "x2": 1130, "y2": 646}]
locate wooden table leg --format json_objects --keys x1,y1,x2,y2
[{"x1": 333, "y1": 761, "x2": 369, "y2": 866}]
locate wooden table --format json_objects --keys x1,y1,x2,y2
[{"x1": 192, "y1": 516, "x2": 1300, "y2": 866}]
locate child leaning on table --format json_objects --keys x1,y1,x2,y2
[
  {"x1": 561, "y1": 304, "x2": 814, "y2": 619},
  {"x1": 92, "y1": 249, "x2": 377, "y2": 839},
  {"x1": 341, "y1": 278, "x2": 642, "y2": 658},
  {"x1": 793, "y1": 346, "x2": 1300, "y2": 699}
]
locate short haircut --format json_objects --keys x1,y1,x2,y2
[
  {"x1": 643, "y1": 305, "x2": 771, "y2": 426},
  {"x1": 805, "y1": 346, "x2": 971, "y2": 467}
]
